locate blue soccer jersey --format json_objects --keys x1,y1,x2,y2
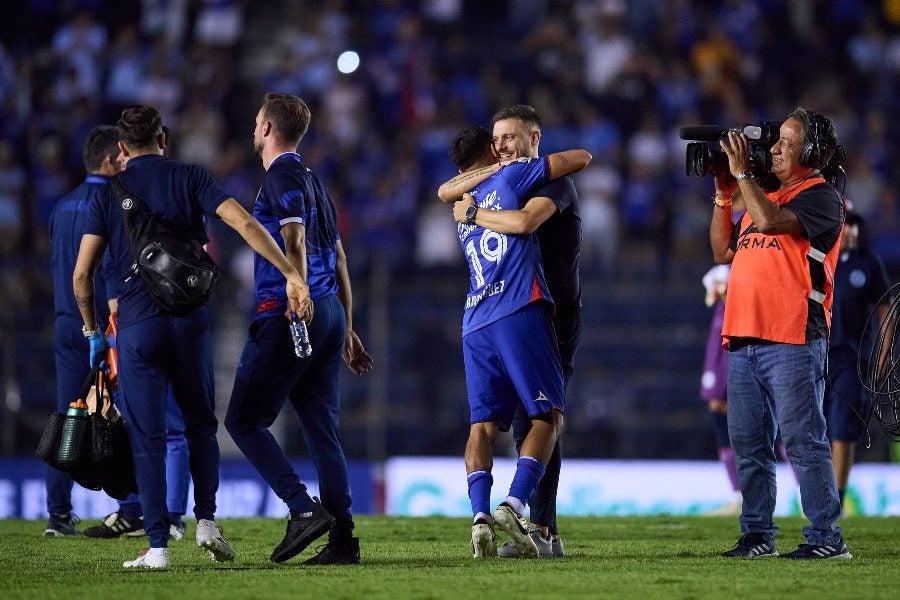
[
  {"x1": 459, "y1": 157, "x2": 554, "y2": 336},
  {"x1": 252, "y1": 152, "x2": 339, "y2": 315}
]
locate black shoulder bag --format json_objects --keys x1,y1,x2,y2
[{"x1": 111, "y1": 174, "x2": 219, "y2": 312}]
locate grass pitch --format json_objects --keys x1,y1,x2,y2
[{"x1": 1, "y1": 515, "x2": 896, "y2": 599}]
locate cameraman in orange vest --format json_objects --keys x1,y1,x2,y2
[{"x1": 710, "y1": 107, "x2": 849, "y2": 560}]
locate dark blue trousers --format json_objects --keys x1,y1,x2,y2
[
  {"x1": 116, "y1": 308, "x2": 219, "y2": 548},
  {"x1": 510, "y1": 308, "x2": 581, "y2": 535},
  {"x1": 225, "y1": 295, "x2": 354, "y2": 542},
  {"x1": 47, "y1": 315, "x2": 90, "y2": 516},
  {"x1": 118, "y1": 388, "x2": 190, "y2": 519}
]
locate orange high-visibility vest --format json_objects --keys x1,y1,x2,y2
[{"x1": 722, "y1": 178, "x2": 842, "y2": 347}]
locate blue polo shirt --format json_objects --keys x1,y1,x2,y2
[
  {"x1": 83, "y1": 154, "x2": 230, "y2": 328},
  {"x1": 49, "y1": 174, "x2": 112, "y2": 323},
  {"x1": 251, "y1": 152, "x2": 340, "y2": 316},
  {"x1": 830, "y1": 245, "x2": 890, "y2": 363}
]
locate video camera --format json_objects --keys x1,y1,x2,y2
[{"x1": 679, "y1": 123, "x2": 782, "y2": 191}]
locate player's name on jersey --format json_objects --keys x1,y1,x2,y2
[{"x1": 465, "y1": 279, "x2": 506, "y2": 310}]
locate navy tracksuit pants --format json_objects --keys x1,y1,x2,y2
[
  {"x1": 225, "y1": 294, "x2": 354, "y2": 542},
  {"x1": 116, "y1": 308, "x2": 219, "y2": 548},
  {"x1": 47, "y1": 316, "x2": 91, "y2": 516}
]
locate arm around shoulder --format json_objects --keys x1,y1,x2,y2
[
  {"x1": 437, "y1": 162, "x2": 501, "y2": 203},
  {"x1": 546, "y1": 149, "x2": 592, "y2": 180}
]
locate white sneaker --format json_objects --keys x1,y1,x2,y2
[
  {"x1": 169, "y1": 522, "x2": 185, "y2": 541},
  {"x1": 471, "y1": 523, "x2": 497, "y2": 559},
  {"x1": 703, "y1": 492, "x2": 743, "y2": 517},
  {"x1": 493, "y1": 503, "x2": 539, "y2": 558},
  {"x1": 123, "y1": 548, "x2": 169, "y2": 569},
  {"x1": 497, "y1": 526, "x2": 553, "y2": 558},
  {"x1": 551, "y1": 535, "x2": 565, "y2": 557},
  {"x1": 196, "y1": 519, "x2": 236, "y2": 562}
]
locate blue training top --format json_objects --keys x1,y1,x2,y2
[
  {"x1": 458, "y1": 157, "x2": 554, "y2": 336},
  {"x1": 83, "y1": 154, "x2": 230, "y2": 328},
  {"x1": 252, "y1": 152, "x2": 340, "y2": 317},
  {"x1": 49, "y1": 175, "x2": 112, "y2": 323}
]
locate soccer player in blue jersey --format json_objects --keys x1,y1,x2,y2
[
  {"x1": 73, "y1": 105, "x2": 311, "y2": 569},
  {"x1": 225, "y1": 93, "x2": 373, "y2": 566},
  {"x1": 825, "y1": 210, "x2": 891, "y2": 509},
  {"x1": 44, "y1": 125, "x2": 120, "y2": 537},
  {"x1": 440, "y1": 106, "x2": 584, "y2": 557},
  {"x1": 439, "y1": 127, "x2": 590, "y2": 558}
]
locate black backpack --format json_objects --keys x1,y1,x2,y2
[{"x1": 111, "y1": 174, "x2": 219, "y2": 312}]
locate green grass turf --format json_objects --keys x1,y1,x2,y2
[{"x1": 0, "y1": 516, "x2": 897, "y2": 599}]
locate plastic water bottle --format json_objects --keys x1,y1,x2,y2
[
  {"x1": 289, "y1": 314, "x2": 312, "y2": 358},
  {"x1": 57, "y1": 399, "x2": 90, "y2": 466}
]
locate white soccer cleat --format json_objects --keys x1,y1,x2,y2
[
  {"x1": 551, "y1": 535, "x2": 565, "y2": 557},
  {"x1": 471, "y1": 523, "x2": 497, "y2": 558},
  {"x1": 196, "y1": 519, "x2": 236, "y2": 563},
  {"x1": 493, "y1": 503, "x2": 539, "y2": 559},
  {"x1": 123, "y1": 548, "x2": 169, "y2": 569},
  {"x1": 497, "y1": 526, "x2": 553, "y2": 558}
]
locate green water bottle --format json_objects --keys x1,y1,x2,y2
[{"x1": 57, "y1": 399, "x2": 89, "y2": 466}]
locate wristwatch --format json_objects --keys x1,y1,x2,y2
[
  {"x1": 465, "y1": 203, "x2": 478, "y2": 225},
  {"x1": 82, "y1": 325, "x2": 101, "y2": 337},
  {"x1": 736, "y1": 171, "x2": 754, "y2": 181}
]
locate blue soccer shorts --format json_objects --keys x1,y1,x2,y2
[{"x1": 463, "y1": 302, "x2": 564, "y2": 430}]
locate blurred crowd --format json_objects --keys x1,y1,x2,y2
[{"x1": 2, "y1": 0, "x2": 900, "y2": 456}]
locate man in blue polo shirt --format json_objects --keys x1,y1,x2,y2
[
  {"x1": 438, "y1": 127, "x2": 590, "y2": 558},
  {"x1": 225, "y1": 93, "x2": 372, "y2": 566},
  {"x1": 825, "y1": 210, "x2": 891, "y2": 509},
  {"x1": 73, "y1": 105, "x2": 311, "y2": 569},
  {"x1": 83, "y1": 130, "x2": 191, "y2": 542},
  {"x1": 44, "y1": 125, "x2": 119, "y2": 537}
]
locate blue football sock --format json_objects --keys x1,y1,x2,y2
[
  {"x1": 508, "y1": 456, "x2": 546, "y2": 512},
  {"x1": 467, "y1": 470, "x2": 493, "y2": 519}
]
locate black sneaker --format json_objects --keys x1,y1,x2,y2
[
  {"x1": 83, "y1": 512, "x2": 145, "y2": 538},
  {"x1": 270, "y1": 498, "x2": 335, "y2": 563},
  {"x1": 780, "y1": 540, "x2": 852, "y2": 560},
  {"x1": 721, "y1": 533, "x2": 778, "y2": 558},
  {"x1": 43, "y1": 513, "x2": 81, "y2": 537},
  {"x1": 303, "y1": 537, "x2": 361, "y2": 565}
]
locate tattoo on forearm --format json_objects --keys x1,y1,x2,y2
[
  {"x1": 75, "y1": 293, "x2": 94, "y2": 308},
  {"x1": 452, "y1": 171, "x2": 482, "y2": 185},
  {"x1": 448, "y1": 164, "x2": 494, "y2": 187},
  {"x1": 559, "y1": 155, "x2": 569, "y2": 166}
]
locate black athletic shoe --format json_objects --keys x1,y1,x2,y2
[
  {"x1": 779, "y1": 540, "x2": 852, "y2": 560},
  {"x1": 43, "y1": 513, "x2": 81, "y2": 537},
  {"x1": 270, "y1": 499, "x2": 335, "y2": 563},
  {"x1": 303, "y1": 537, "x2": 361, "y2": 565},
  {"x1": 83, "y1": 512, "x2": 145, "y2": 538},
  {"x1": 721, "y1": 533, "x2": 778, "y2": 558}
]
